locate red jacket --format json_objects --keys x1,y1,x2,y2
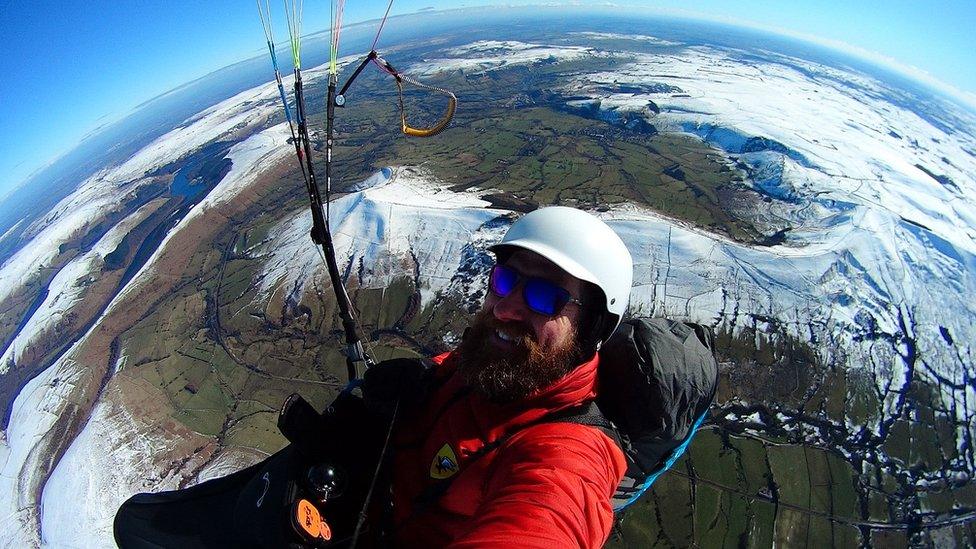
[{"x1": 391, "y1": 351, "x2": 627, "y2": 548}]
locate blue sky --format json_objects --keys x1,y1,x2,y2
[{"x1": 1, "y1": 1, "x2": 974, "y2": 198}]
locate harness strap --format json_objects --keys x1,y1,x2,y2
[{"x1": 410, "y1": 400, "x2": 616, "y2": 514}]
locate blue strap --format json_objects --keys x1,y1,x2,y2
[
  {"x1": 266, "y1": 41, "x2": 294, "y2": 125},
  {"x1": 613, "y1": 409, "x2": 710, "y2": 512},
  {"x1": 276, "y1": 82, "x2": 293, "y2": 124}
]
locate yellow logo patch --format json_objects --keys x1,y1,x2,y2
[{"x1": 429, "y1": 443, "x2": 459, "y2": 479}]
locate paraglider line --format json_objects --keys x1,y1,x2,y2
[{"x1": 370, "y1": 0, "x2": 395, "y2": 52}]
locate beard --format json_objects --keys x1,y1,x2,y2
[{"x1": 455, "y1": 309, "x2": 582, "y2": 403}]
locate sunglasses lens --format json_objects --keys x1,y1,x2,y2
[
  {"x1": 523, "y1": 279, "x2": 570, "y2": 316},
  {"x1": 490, "y1": 264, "x2": 518, "y2": 297}
]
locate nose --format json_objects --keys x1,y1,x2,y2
[{"x1": 491, "y1": 285, "x2": 528, "y2": 322}]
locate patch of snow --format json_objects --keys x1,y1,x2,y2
[
  {"x1": 255, "y1": 166, "x2": 497, "y2": 309},
  {"x1": 40, "y1": 394, "x2": 178, "y2": 549},
  {"x1": 0, "y1": 351, "x2": 84, "y2": 547},
  {"x1": 405, "y1": 40, "x2": 607, "y2": 78},
  {"x1": 0, "y1": 220, "x2": 23, "y2": 247},
  {"x1": 195, "y1": 448, "x2": 267, "y2": 484},
  {"x1": 560, "y1": 45, "x2": 976, "y2": 257},
  {"x1": 570, "y1": 31, "x2": 681, "y2": 46},
  {"x1": 0, "y1": 179, "x2": 127, "y2": 305},
  {"x1": 109, "y1": 75, "x2": 295, "y2": 184}
]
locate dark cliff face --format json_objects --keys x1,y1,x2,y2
[
  {"x1": 915, "y1": 163, "x2": 960, "y2": 193},
  {"x1": 551, "y1": 96, "x2": 659, "y2": 136}
]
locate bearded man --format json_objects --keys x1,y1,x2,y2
[{"x1": 377, "y1": 206, "x2": 634, "y2": 547}]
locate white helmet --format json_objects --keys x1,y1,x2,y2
[{"x1": 489, "y1": 206, "x2": 633, "y2": 345}]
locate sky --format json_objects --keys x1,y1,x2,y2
[{"x1": 1, "y1": 0, "x2": 974, "y2": 199}]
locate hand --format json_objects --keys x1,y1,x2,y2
[{"x1": 361, "y1": 357, "x2": 431, "y2": 417}]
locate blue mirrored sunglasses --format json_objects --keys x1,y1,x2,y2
[{"x1": 489, "y1": 264, "x2": 583, "y2": 316}]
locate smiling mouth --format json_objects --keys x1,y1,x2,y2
[
  {"x1": 491, "y1": 328, "x2": 526, "y2": 349},
  {"x1": 486, "y1": 321, "x2": 532, "y2": 349}
]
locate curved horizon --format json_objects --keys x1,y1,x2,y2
[{"x1": 1, "y1": 2, "x2": 974, "y2": 204}]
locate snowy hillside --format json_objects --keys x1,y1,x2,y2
[{"x1": 415, "y1": 37, "x2": 976, "y2": 443}]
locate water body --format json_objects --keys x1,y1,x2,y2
[
  {"x1": 168, "y1": 141, "x2": 234, "y2": 200},
  {"x1": 118, "y1": 143, "x2": 234, "y2": 293}
]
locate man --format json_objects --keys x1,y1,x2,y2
[
  {"x1": 114, "y1": 205, "x2": 716, "y2": 549},
  {"x1": 382, "y1": 206, "x2": 634, "y2": 547}
]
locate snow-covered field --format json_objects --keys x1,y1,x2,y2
[{"x1": 0, "y1": 30, "x2": 974, "y2": 547}]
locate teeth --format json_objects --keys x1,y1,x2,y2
[{"x1": 496, "y1": 329, "x2": 513, "y2": 342}]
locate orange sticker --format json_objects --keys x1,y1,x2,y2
[
  {"x1": 295, "y1": 499, "x2": 322, "y2": 539},
  {"x1": 319, "y1": 519, "x2": 333, "y2": 541}
]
